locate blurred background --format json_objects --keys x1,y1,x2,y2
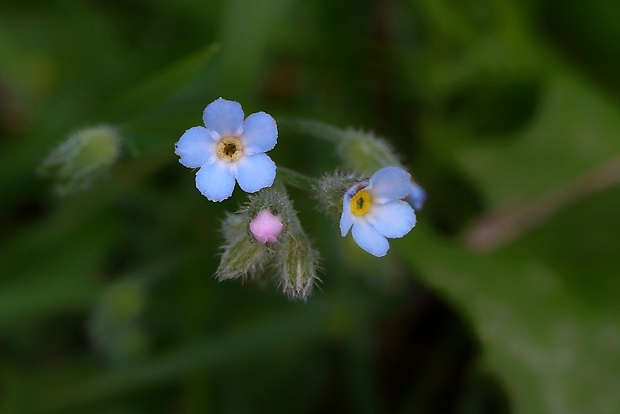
[{"x1": 1, "y1": 0, "x2": 619, "y2": 413}]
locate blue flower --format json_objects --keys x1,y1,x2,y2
[
  {"x1": 174, "y1": 98, "x2": 277, "y2": 202},
  {"x1": 340, "y1": 166, "x2": 416, "y2": 257},
  {"x1": 406, "y1": 181, "x2": 426, "y2": 211}
]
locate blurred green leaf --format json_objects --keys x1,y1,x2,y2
[
  {"x1": 103, "y1": 43, "x2": 220, "y2": 124},
  {"x1": 396, "y1": 221, "x2": 620, "y2": 414},
  {"x1": 214, "y1": 0, "x2": 301, "y2": 100},
  {"x1": 34, "y1": 293, "x2": 377, "y2": 413},
  {"x1": 456, "y1": 69, "x2": 620, "y2": 206},
  {"x1": 0, "y1": 202, "x2": 116, "y2": 328}
]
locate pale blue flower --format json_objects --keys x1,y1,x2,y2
[
  {"x1": 340, "y1": 166, "x2": 416, "y2": 257},
  {"x1": 174, "y1": 98, "x2": 277, "y2": 202},
  {"x1": 406, "y1": 181, "x2": 426, "y2": 211}
]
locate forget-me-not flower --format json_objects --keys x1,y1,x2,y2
[
  {"x1": 340, "y1": 166, "x2": 416, "y2": 257},
  {"x1": 175, "y1": 98, "x2": 277, "y2": 202}
]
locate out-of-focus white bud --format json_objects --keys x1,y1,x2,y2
[{"x1": 39, "y1": 125, "x2": 121, "y2": 195}]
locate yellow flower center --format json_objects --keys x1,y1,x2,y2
[
  {"x1": 350, "y1": 190, "x2": 372, "y2": 216},
  {"x1": 216, "y1": 136, "x2": 243, "y2": 162}
]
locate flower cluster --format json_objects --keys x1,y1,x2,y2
[
  {"x1": 173, "y1": 98, "x2": 426, "y2": 299},
  {"x1": 216, "y1": 185, "x2": 319, "y2": 300}
]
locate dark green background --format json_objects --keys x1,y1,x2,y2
[{"x1": 1, "y1": 0, "x2": 619, "y2": 413}]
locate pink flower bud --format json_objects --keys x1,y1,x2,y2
[{"x1": 249, "y1": 210, "x2": 284, "y2": 244}]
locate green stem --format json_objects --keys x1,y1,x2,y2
[
  {"x1": 278, "y1": 118, "x2": 343, "y2": 145},
  {"x1": 277, "y1": 167, "x2": 317, "y2": 191}
]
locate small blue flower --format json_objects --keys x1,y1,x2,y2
[
  {"x1": 174, "y1": 98, "x2": 277, "y2": 202},
  {"x1": 340, "y1": 166, "x2": 416, "y2": 257},
  {"x1": 406, "y1": 181, "x2": 426, "y2": 211}
]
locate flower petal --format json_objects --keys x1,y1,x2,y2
[
  {"x1": 367, "y1": 200, "x2": 416, "y2": 238},
  {"x1": 195, "y1": 162, "x2": 236, "y2": 202},
  {"x1": 202, "y1": 98, "x2": 244, "y2": 136},
  {"x1": 234, "y1": 153, "x2": 276, "y2": 193},
  {"x1": 339, "y1": 197, "x2": 354, "y2": 237},
  {"x1": 242, "y1": 112, "x2": 278, "y2": 154},
  {"x1": 406, "y1": 182, "x2": 426, "y2": 211},
  {"x1": 368, "y1": 166, "x2": 411, "y2": 203},
  {"x1": 175, "y1": 127, "x2": 214, "y2": 168},
  {"x1": 351, "y1": 220, "x2": 390, "y2": 257}
]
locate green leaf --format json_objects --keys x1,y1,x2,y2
[
  {"x1": 395, "y1": 217, "x2": 620, "y2": 414},
  {"x1": 103, "y1": 43, "x2": 220, "y2": 123},
  {"x1": 456, "y1": 69, "x2": 620, "y2": 207}
]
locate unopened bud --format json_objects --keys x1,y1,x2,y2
[
  {"x1": 215, "y1": 184, "x2": 321, "y2": 300},
  {"x1": 216, "y1": 212, "x2": 270, "y2": 281},
  {"x1": 277, "y1": 232, "x2": 319, "y2": 301},
  {"x1": 39, "y1": 125, "x2": 121, "y2": 195},
  {"x1": 249, "y1": 210, "x2": 284, "y2": 244},
  {"x1": 337, "y1": 129, "x2": 401, "y2": 175},
  {"x1": 217, "y1": 186, "x2": 297, "y2": 281}
]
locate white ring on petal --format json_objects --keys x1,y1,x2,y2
[
  {"x1": 234, "y1": 153, "x2": 276, "y2": 193},
  {"x1": 242, "y1": 112, "x2": 278, "y2": 155},
  {"x1": 202, "y1": 98, "x2": 244, "y2": 136},
  {"x1": 174, "y1": 127, "x2": 213, "y2": 168},
  {"x1": 351, "y1": 221, "x2": 390, "y2": 257},
  {"x1": 195, "y1": 162, "x2": 236, "y2": 202},
  {"x1": 366, "y1": 200, "x2": 416, "y2": 238}
]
